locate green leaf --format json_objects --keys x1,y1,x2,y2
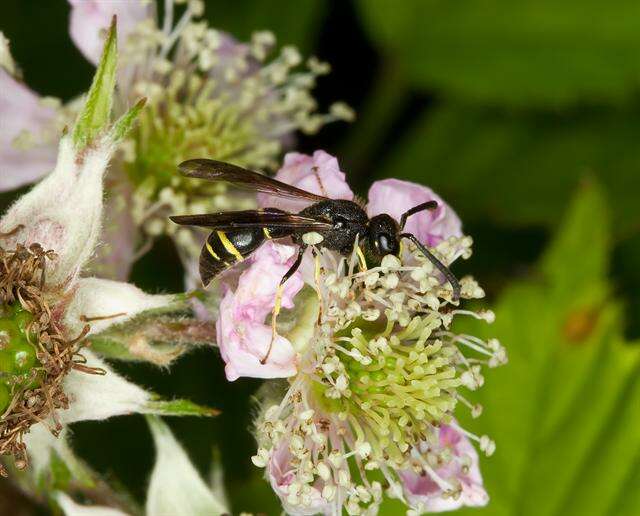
[
  {"x1": 72, "y1": 16, "x2": 117, "y2": 148},
  {"x1": 148, "y1": 397, "x2": 220, "y2": 418},
  {"x1": 356, "y1": 0, "x2": 640, "y2": 107},
  {"x1": 375, "y1": 104, "x2": 640, "y2": 236},
  {"x1": 452, "y1": 184, "x2": 640, "y2": 516}
]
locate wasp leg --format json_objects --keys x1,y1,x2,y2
[
  {"x1": 400, "y1": 232, "x2": 461, "y2": 301},
  {"x1": 311, "y1": 247, "x2": 325, "y2": 325},
  {"x1": 261, "y1": 244, "x2": 308, "y2": 364},
  {"x1": 355, "y1": 246, "x2": 368, "y2": 272}
]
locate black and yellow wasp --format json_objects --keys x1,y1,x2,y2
[{"x1": 169, "y1": 159, "x2": 460, "y2": 301}]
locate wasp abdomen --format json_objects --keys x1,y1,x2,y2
[{"x1": 200, "y1": 228, "x2": 265, "y2": 286}]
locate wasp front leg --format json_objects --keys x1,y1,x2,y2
[
  {"x1": 311, "y1": 247, "x2": 326, "y2": 325},
  {"x1": 261, "y1": 244, "x2": 308, "y2": 364}
]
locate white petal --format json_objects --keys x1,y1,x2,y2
[
  {"x1": 59, "y1": 350, "x2": 152, "y2": 425},
  {"x1": 68, "y1": 0, "x2": 153, "y2": 66},
  {"x1": 63, "y1": 277, "x2": 175, "y2": 336},
  {"x1": 24, "y1": 425, "x2": 69, "y2": 477},
  {"x1": 0, "y1": 136, "x2": 113, "y2": 286},
  {"x1": 57, "y1": 493, "x2": 129, "y2": 516},
  {"x1": 0, "y1": 69, "x2": 58, "y2": 191},
  {"x1": 146, "y1": 416, "x2": 228, "y2": 516},
  {"x1": 0, "y1": 31, "x2": 16, "y2": 75}
]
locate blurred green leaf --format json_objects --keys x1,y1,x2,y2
[
  {"x1": 453, "y1": 184, "x2": 640, "y2": 516},
  {"x1": 376, "y1": 104, "x2": 640, "y2": 236},
  {"x1": 72, "y1": 16, "x2": 116, "y2": 148},
  {"x1": 148, "y1": 397, "x2": 220, "y2": 417},
  {"x1": 227, "y1": 469, "x2": 281, "y2": 514},
  {"x1": 356, "y1": 0, "x2": 640, "y2": 106},
  {"x1": 204, "y1": 0, "x2": 324, "y2": 52}
]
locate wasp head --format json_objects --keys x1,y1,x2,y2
[{"x1": 365, "y1": 214, "x2": 401, "y2": 264}]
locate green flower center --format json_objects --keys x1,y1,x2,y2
[
  {"x1": 0, "y1": 303, "x2": 41, "y2": 413},
  {"x1": 315, "y1": 315, "x2": 461, "y2": 465},
  {"x1": 125, "y1": 71, "x2": 277, "y2": 201}
]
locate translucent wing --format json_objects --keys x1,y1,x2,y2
[
  {"x1": 179, "y1": 159, "x2": 329, "y2": 202},
  {"x1": 170, "y1": 210, "x2": 333, "y2": 232}
]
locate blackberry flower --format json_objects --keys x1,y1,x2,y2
[{"x1": 213, "y1": 151, "x2": 506, "y2": 514}]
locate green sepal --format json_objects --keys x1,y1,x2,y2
[
  {"x1": 110, "y1": 97, "x2": 147, "y2": 144},
  {"x1": 72, "y1": 16, "x2": 118, "y2": 149},
  {"x1": 147, "y1": 397, "x2": 220, "y2": 417}
]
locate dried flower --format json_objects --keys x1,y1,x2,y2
[{"x1": 0, "y1": 20, "x2": 209, "y2": 480}]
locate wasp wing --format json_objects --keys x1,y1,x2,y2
[
  {"x1": 178, "y1": 159, "x2": 329, "y2": 202},
  {"x1": 170, "y1": 210, "x2": 333, "y2": 232}
]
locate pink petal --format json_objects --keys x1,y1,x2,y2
[
  {"x1": 367, "y1": 179, "x2": 462, "y2": 247},
  {"x1": 68, "y1": 0, "x2": 152, "y2": 66},
  {"x1": 216, "y1": 242, "x2": 304, "y2": 381},
  {"x1": 258, "y1": 151, "x2": 354, "y2": 212},
  {"x1": 86, "y1": 178, "x2": 137, "y2": 281},
  {"x1": 0, "y1": 70, "x2": 58, "y2": 190},
  {"x1": 400, "y1": 424, "x2": 489, "y2": 512},
  {"x1": 268, "y1": 439, "x2": 340, "y2": 516}
]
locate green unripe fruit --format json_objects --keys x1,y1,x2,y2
[
  {"x1": 0, "y1": 303, "x2": 42, "y2": 402},
  {"x1": 13, "y1": 342, "x2": 37, "y2": 373},
  {"x1": 0, "y1": 319, "x2": 20, "y2": 344},
  {"x1": 0, "y1": 350, "x2": 15, "y2": 373},
  {"x1": 14, "y1": 309, "x2": 34, "y2": 335},
  {"x1": 0, "y1": 383, "x2": 10, "y2": 414}
]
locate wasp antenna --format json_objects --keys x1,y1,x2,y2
[
  {"x1": 400, "y1": 233, "x2": 460, "y2": 301},
  {"x1": 400, "y1": 201, "x2": 438, "y2": 229}
]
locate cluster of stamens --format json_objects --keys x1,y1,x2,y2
[
  {"x1": 253, "y1": 236, "x2": 507, "y2": 514},
  {"x1": 117, "y1": 1, "x2": 353, "y2": 240}
]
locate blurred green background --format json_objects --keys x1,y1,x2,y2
[{"x1": 2, "y1": 1, "x2": 640, "y2": 514}]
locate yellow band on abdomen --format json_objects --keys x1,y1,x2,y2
[
  {"x1": 217, "y1": 231, "x2": 244, "y2": 261},
  {"x1": 206, "y1": 241, "x2": 220, "y2": 260}
]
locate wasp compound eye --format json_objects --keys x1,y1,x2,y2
[{"x1": 377, "y1": 233, "x2": 398, "y2": 255}]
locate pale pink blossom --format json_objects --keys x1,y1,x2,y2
[
  {"x1": 0, "y1": 1, "x2": 150, "y2": 191},
  {"x1": 399, "y1": 424, "x2": 489, "y2": 512},
  {"x1": 227, "y1": 151, "x2": 464, "y2": 381},
  {"x1": 68, "y1": 0, "x2": 151, "y2": 66},
  {"x1": 216, "y1": 242, "x2": 304, "y2": 381},
  {"x1": 0, "y1": 71, "x2": 59, "y2": 190},
  {"x1": 258, "y1": 150, "x2": 354, "y2": 212},
  {"x1": 368, "y1": 178, "x2": 462, "y2": 247},
  {"x1": 268, "y1": 440, "x2": 340, "y2": 516}
]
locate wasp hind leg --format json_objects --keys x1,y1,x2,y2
[{"x1": 261, "y1": 244, "x2": 308, "y2": 364}]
